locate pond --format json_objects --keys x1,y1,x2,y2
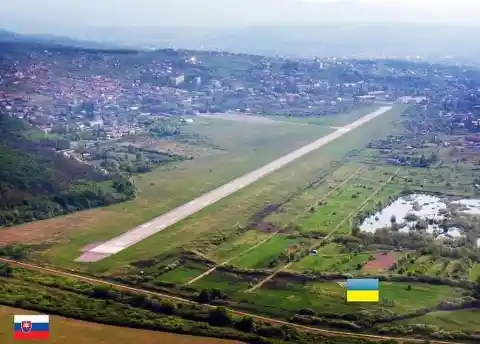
[{"x1": 359, "y1": 194, "x2": 480, "y2": 246}]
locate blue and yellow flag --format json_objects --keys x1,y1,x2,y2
[{"x1": 346, "y1": 278, "x2": 379, "y2": 303}]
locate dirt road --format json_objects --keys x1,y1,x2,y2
[
  {"x1": 0, "y1": 258, "x2": 462, "y2": 344},
  {"x1": 77, "y1": 106, "x2": 393, "y2": 262}
]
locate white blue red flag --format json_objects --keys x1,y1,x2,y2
[{"x1": 14, "y1": 314, "x2": 50, "y2": 340}]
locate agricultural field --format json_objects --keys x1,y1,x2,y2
[
  {"x1": 188, "y1": 272, "x2": 466, "y2": 319},
  {"x1": 3, "y1": 103, "x2": 480, "y2": 343},
  {"x1": 0, "y1": 306, "x2": 241, "y2": 344},
  {"x1": 229, "y1": 235, "x2": 298, "y2": 269},
  {"x1": 291, "y1": 165, "x2": 400, "y2": 235},
  {"x1": 45, "y1": 104, "x2": 404, "y2": 272}
]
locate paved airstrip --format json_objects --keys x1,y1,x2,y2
[{"x1": 76, "y1": 106, "x2": 393, "y2": 262}]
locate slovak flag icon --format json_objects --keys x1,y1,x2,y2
[{"x1": 14, "y1": 315, "x2": 50, "y2": 340}]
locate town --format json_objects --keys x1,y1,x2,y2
[{"x1": 1, "y1": 42, "x2": 452, "y2": 143}]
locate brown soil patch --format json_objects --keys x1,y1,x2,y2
[
  {"x1": 288, "y1": 245, "x2": 298, "y2": 254},
  {"x1": 0, "y1": 209, "x2": 114, "y2": 246},
  {"x1": 363, "y1": 252, "x2": 397, "y2": 272}
]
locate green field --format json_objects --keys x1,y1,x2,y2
[
  {"x1": 378, "y1": 282, "x2": 463, "y2": 313},
  {"x1": 157, "y1": 264, "x2": 209, "y2": 285},
  {"x1": 263, "y1": 105, "x2": 381, "y2": 126},
  {"x1": 8, "y1": 116, "x2": 333, "y2": 268},
  {"x1": 4, "y1": 102, "x2": 480, "y2": 342},
  {"x1": 470, "y1": 264, "x2": 480, "y2": 282},
  {"x1": 398, "y1": 309, "x2": 480, "y2": 333},
  {"x1": 234, "y1": 278, "x2": 463, "y2": 319},
  {"x1": 208, "y1": 230, "x2": 276, "y2": 262},
  {"x1": 229, "y1": 235, "x2": 294, "y2": 269},
  {"x1": 57, "y1": 105, "x2": 405, "y2": 272},
  {"x1": 191, "y1": 270, "x2": 253, "y2": 293},
  {"x1": 288, "y1": 244, "x2": 366, "y2": 273},
  {"x1": 0, "y1": 306, "x2": 240, "y2": 344}
]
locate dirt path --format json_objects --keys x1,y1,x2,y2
[
  {"x1": 0, "y1": 258, "x2": 461, "y2": 344},
  {"x1": 77, "y1": 106, "x2": 393, "y2": 262},
  {"x1": 185, "y1": 165, "x2": 365, "y2": 285},
  {"x1": 185, "y1": 231, "x2": 279, "y2": 285},
  {"x1": 247, "y1": 168, "x2": 401, "y2": 293}
]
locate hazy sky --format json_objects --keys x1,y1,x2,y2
[{"x1": 2, "y1": 0, "x2": 480, "y2": 33}]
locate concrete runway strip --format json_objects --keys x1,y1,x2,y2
[{"x1": 76, "y1": 106, "x2": 392, "y2": 262}]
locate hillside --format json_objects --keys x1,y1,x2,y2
[
  {"x1": 0, "y1": 29, "x2": 123, "y2": 50},
  {"x1": 0, "y1": 113, "x2": 136, "y2": 227}
]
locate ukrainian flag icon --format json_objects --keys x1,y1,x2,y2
[{"x1": 346, "y1": 278, "x2": 379, "y2": 303}]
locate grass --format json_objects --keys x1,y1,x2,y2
[
  {"x1": 188, "y1": 265, "x2": 464, "y2": 321},
  {"x1": 245, "y1": 281, "x2": 356, "y2": 317},
  {"x1": 12, "y1": 119, "x2": 331, "y2": 264},
  {"x1": 111, "y1": 108, "x2": 404, "y2": 268},
  {"x1": 398, "y1": 309, "x2": 480, "y2": 333},
  {"x1": 398, "y1": 255, "x2": 450, "y2": 277},
  {"x1": 469, "y1": 264, "x2": 480, "y2": 282},
  {"x1": 263, "y1": 105, "x2": 380, "y2": 126},
  {"x1": 244, "y1": 280, "x2": 464, "y2": 319},
  {"x1": 229, "y1": 235, "x2": 293, "y2": 269},
  {"x1": 287, "y1": 243, "x2": 346, "y2": 272},
  {"x1": 289, "y1": 251, "x2": 373, "y2": 274},
  {"x1": 0, "y1": 306, "x2": 240, "y2": 344},
  {"x1": 290, "y1": 165, "x2": 400, "y2": 235},
  {"x1": 378, "y1": 282, "x2": 463, "y2": 313},
  {"x1": 208, "y1": 230, "x2": 275, "y2": 262},
  {"x1": 58, "y1": 106, "x2": 404, "y2": 272},
  {"x1": 265, "y1": 163, "x2": 363, "y2": 228},
  {"x1": 157, "y1": 265, "x2": 210, "y2": 285},
  {"x1": 11, "y1": 106, "x2": 403, "y2": 274},
  {"x1": 241, "y1": 279, "x2": 460, "y2": 318},
  {"x1": 191, "y1": 270, "x2": 252, "y2": 293}
]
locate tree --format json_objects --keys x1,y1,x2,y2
[
  {"x1": 208, "y1": 307, "x2": 232, "y2": 327},
  {"x1": 0, "y1": 263, "x2": 13, "y2": 277},
  {"x1": 235, "y1": 316, "x2": 255, "y2": 333},
  {"x1": 197, "y1": 289, "x2": 212, "y2": 303}
]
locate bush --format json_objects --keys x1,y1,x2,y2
[
  {"x1": 257, "y1": 325, "x2": 285, "y2": 339},
  {"x1": 208, "y1": 307, "x2": 232, "y2": 327},
  {"x1": 235, "y1": 316, "x2": 255, "y2": 333},
  {"x1": 297, "y1": 308, "x2": 316, "y2": 316}
]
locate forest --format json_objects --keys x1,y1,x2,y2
[{"x1": 0, "y1": 113, "x2": 136, "y2": 227}]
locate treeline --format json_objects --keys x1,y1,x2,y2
[
  {"x1": 0, "y1": 179, "x2": 136, "y2": 226},
  {"x1": 0, "y1": 113, "x2": 137, "y2": 227},
  {"x1": 0, "y1": 265, "x2": 387, "y2": 344}
]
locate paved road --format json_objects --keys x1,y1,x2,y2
[
  {"x1": 77, "y1": 106, "x2": 393, "y2": 262},
  {"x1": 1, "y1": 258, "x2": 462, "y2": 344}
]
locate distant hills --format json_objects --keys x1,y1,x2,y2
[
  {"x1": 50, "y1": 23, "x2": 480, "y2": 64},
  {"x1": 2, "y1": 23, "x2": 480, "y2": 65},
  {"x1": 0, "y1": 29, "x2": 124, "y2": 50}
]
